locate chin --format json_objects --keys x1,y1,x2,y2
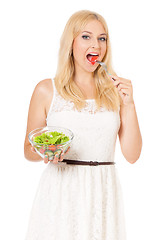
[
  {"x1": 83, "y1": 63, "x2": 97, "y2": 73},
  {"x1": 76, "y1": 61, "x2": 98, "y2": 73},
  {"x1": 87, "y1": 66, "x2": 98, "y2": 73}
]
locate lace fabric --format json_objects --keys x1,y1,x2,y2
[
  {"x1": 46, "y1": 79, "x2": 119, "y2": 117},
  {"x1": 46, "y1": 79, "x2": 121, "y2": 162},
  {"x1": 25, "y1": 78, "x2": 127, "y2": 240},
  {"x1": 25, "y1": 164, "x2": 127, "y2": 240}
]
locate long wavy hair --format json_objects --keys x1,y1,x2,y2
[{"x1": 54, "y1": 10, "x2": 121, "y2": 111}]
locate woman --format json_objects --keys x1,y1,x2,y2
[{"x1": 24, "y1": 10, "x2": 142, "y2": 240}]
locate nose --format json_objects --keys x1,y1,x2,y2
[{"x1": 91, "y1": 37, "x2": 100, "y2": 49}]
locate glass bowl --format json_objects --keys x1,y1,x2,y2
[{"x1": 28, "y1": 126, "x2": 74, "y2": 160}]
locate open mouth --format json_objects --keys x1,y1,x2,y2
[{"x1": 86, "y1": 53, "x2": 99, "y2": 65}]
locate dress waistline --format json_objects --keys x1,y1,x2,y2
[{"x1": 62, "y1": 159, "x2": 115, "y2": 166}]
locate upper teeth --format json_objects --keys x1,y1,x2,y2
[{"x1": 90, "y1": 53, "x2": 98, "y2": 56}]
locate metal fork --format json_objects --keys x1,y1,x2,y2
[
  {"x1": 96, "y1": 60, "x2": 109, "y2": 73},
  {"x1": 96, "y1": 60, "x2": 115, "y2": 81}
]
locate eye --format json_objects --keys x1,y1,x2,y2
[
  {"x1": 82, "y1": 35, "x2": 90, "y2": 40},
  {"x1": 99, "y1": 37, "x2": 106, "y2": 41}
]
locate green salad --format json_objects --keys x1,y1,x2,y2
[{"x1": 33, "y1": 131, "x2": 69, "y2": 145}]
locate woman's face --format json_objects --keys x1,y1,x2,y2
[{"x1": 72, "y1": 20, "x2": 107, "y2": 73}]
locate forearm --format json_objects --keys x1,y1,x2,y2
[
  {"x1": 119, "y1": 103, "x2": 142, "y2": 163},
  {"x1": 24, "y1": 144, "x2": 43, "y2": 162}
]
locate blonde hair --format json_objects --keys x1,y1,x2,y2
[{"x1": 54, "y1": 10, "x2": 121, "y2": 111}]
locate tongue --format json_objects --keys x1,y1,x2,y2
[{"x1": 87, "y1": 55, "x2": 98, "y2": 65}]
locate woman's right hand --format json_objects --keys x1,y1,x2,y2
[{"x1": 31, "y1": 146, "x2": 70, "y2": 164}]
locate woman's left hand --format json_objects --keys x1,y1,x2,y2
[{"x1": 110, "y1": 75, "x2": 134, "y2": 106}]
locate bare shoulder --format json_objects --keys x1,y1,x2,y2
[
  {"x1": 35, "y1": 78, "x2": 53, "y2": 115},
  {"x1": 29, "y1": 78, "x2": 53, "y2": 118},
  {"x1": 35, "y1": 78, "x2": 53, "y2": 96},
  {"x1": 33, "y1": 78, "x2": 53, "y2": 103}
]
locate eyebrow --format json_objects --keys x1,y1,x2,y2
[{"x1": 82, "y1": 31, "x2": 107, "y2": 36}]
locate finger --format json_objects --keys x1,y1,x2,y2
[
  {"x1": 65, "y1": 146, "x2": 70, "y2": 154},
  {"x1": 109, "y1": 74, "x2": 127, "y2": 81},
  {"x1": 58, "y1": 147, "x2": 70, "y2": 162},
  {"x1": 59, "y1": 152, "x2": 64, "y2": 162},
  {"x1": 117, "y1": 83, "x2": 129, "y2": 91},
  {"x1": 53, "y1": 154, "x2": 59, "y2": 164},
  {"x1": 112, "y1": 80, "x2": 131, "y2": 90},
  {"x1": 111, "y1": 80, "x2": 121, "y2": 88},
  {"x1": 109, "y1": 75, "x2": 120, "y2": 82},
  {"x1": 110, "y1": 76, "x2": 132, "y2": 85},
  {"x1": 119, "y1": 88, "x2": 131, "y2": 95},
  {"x1": 44, "y1": 155, "x2": 49, "y2": 164}
]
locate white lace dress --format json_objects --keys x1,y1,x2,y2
[{"x1": 25, "y1": 78, "x2": 127, "y2": 240}]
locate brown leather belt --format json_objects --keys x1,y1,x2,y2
[{"x1": 62, "y1": 159, "x2": 115, "y2": 166}]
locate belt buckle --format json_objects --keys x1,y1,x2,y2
[{"x1": 90, "y1": 161, "x2": 99, "y2": 166}]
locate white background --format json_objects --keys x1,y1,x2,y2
[{"x1": 0, "y1": 0, "x2": 159, "y2": 239}]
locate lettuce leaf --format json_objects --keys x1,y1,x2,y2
[{"x1": 33, "y1": 131, "x2": 69, "y2": 145}]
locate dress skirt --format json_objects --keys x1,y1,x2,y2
[{"x1": 25, "y1": 162, "x2": 127, "y2": 240}]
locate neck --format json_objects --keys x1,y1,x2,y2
[{"x1": 73, "y1": 68, "x2": 94, "y2": 86}]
